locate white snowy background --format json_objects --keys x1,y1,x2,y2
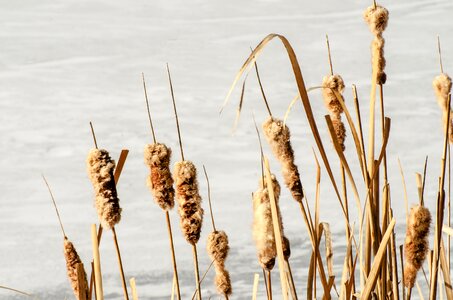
[{"x1": 1, "y1": 0, "x2": 452, "y2": 298}]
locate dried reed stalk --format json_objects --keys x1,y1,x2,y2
[
  {"x1": 91, "y1": 224, "x2": 104, "y2": 300},
  {"x1": 262, "y1": 116, "x2": 303, "y2": 202}
]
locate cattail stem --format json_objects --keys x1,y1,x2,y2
[
  {"x1": 166, "y1": 64, "x2": 185, "y2": 161},
  {"x1": 438, "y1": 35, "x2": 444, "y2": 74},
  {"x1": 91, "y1": 224, "x2": 104, "y2": 300},
  {"x1": 89, "y1": 121, "x2": 98, "y2": 149},
  {"x1": 191, "y1": 261, "x2": 215, "y2": 300},
  {"x1": 42, "y1": 175, "x2": 66, "y2": 239},
  {"x1": 203, "y1": 165, "x2": 216, "y2": 232},
  {"x1": 192, "y1": 244, "x2": 202, "y2": 300},
  {"x1": 112, "y1": 227, "x2": 130, "y2": 300},
  {"x1": 267, "y1": 270, "x2": 273, "y2": 300},
  {"x1": 142, "y1": 73, "x2": 157, "y2": 143},
  {"x1": 326, "y1": 35, "x2": 334, "y2": 76},
  {"x1": 285, "y1": 261, "x2": 298, "y2": 300},
  {"x1": 251, "y1": 51, "x2": 272, "y2": 117},
  {"x1": 166, "y1": 211, "x2": 181, "y2": 300}
]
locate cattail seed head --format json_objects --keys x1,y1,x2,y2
[
  {"x1": 207, "y1": 230, "x2": 230, "y2": 263},
  {"x1": 331, "y1": 113, "x2": 347, "y2": 151},
  {"x1": 215, "y1": 269, "x2": 232, "y2": 297},
  {"x1": 433, "y1": 73, "x2": 452, "y2": 112},
  {"x1": 322, "y1": 74, "x2": 345, "y2": 114},
  {"x1": 87, "y1": 149, "x2": 122, "y2": 229},
  {"x1": 144, "y1": 143, "x2": 175, "y2": 211},
  {"x1": 64, "y1": 238, "x2": 89, "y2": 300},
  {"x1": 363, "y1": 5, "x2": 389, "y2": 35},
  {"x1": 282, "y1": 235, "x2": 291, "y2": 261},
  {"x1": 403, "y1": 205, "x2": 431, "y2": 288},
  {"x1": 174, "y1": 160, "x2": 204, "y2": 245},
  {"x1": 262, "y1": 117, "x2": 303, "y2": 202},
  {"x1": 372, "y1": 36, "x2": 387, "y2": 84}
]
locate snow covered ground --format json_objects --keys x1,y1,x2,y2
[{"x1": 1, "y1": 0, "x2": 453, "y2": 298}]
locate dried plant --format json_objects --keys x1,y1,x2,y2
[
  {"x1": 64, "y1": 238, "x2": 88, "y2": 300},
  {"x1": 207, "y1": 230, "x2": 232, "y2": 297}
]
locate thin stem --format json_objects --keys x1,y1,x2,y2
[
  {"x1": 202, "y1": 165, "x2": 216, "y2": 232},
  {"x1": 166, "y1": 211, "x2": 181, "y2": 300},
  {"x1": 252, "y1": 114, "x2": 265, "y2": 184},
  {"x1": 326, "y1": 35, "x2": 334, "y2": 76},
  {"x1": 251, "y1": 47, "x2": 272, "y2": 117},
  {"x1": 192, "y1": 244, "x2": 202, "y2": 300},
  {"x1": 42, "y1": 175, "x2": 66, "y2": 239},
  {"x1": 112, "y1": 227, "x2": 130, "y2": 300},
  {"x1": 166, "y1": 64, "x2": 185, "y2": 161},
  {"x1": 373, "y1": 0, "x2": 377, "y2": 8},
  {"x1": 267, "y1": 270, "x2": 273, "y2": 300},
  {"x1": 89, "y1": 121, "x2": 98, "y2": 149},
  {"x1": 142, "y1": 73, "x2": 157, "y2": 143},
  {"x1": 421, "y1": 156, "x2": 429, "y2": 207},
  {"x1": 438, "y1": 35, "x2": 444, "y2": 74},
  {"x1": 0, "y1": 286, "x2": 32, "y2": 297},
  {"x1": 191, "y1": 261, "x2": 214, "y2": 300}
]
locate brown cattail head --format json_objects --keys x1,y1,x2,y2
[
  {"x1": 262, "y1": 117, "x2": 303, "y2": 202},
  {"x1": 363, "y1": 4, "x2": 389, "y2": 35},
  {"x1": 174, "y1": 160, "x2": 204, "y2": 245},
  {"x1": 322, "y1": 74, "x2": 345, "y2": 114},
  {"x1": 215, "y1": 269, "x2": 232, "y2": 297},
  {"x1": 207, "y1": 230, "x2": 230, "y2": 263},
  {"x1": 433, "y1": 73, "x2": 452, "y2": 111},
  {"x1": 144, "y1": 143, "x2": 175, "y2": 211},
  {"x1": 372, "y1": 36, "x2": 387, "y2": 84},
  {"x1": 403, "y1": 205, "x2": 432, "y2": 288},
  {"x1": 403, "y1": 263, "x2": 418, "y2": 289},
  {"x1": 282, "y1": 236, "x2": 291, "y2": 261},
  {"x1": 87, "y1": 149, "x2": 122, "y2": 229},
  {"x1": 252, "y1": 174, "x2": 289, "y2": 270},
  {"x1": 64, "y1": 238, "x2": 89, "y2": 300},
  {"x1": 331, "y1": 113, "x2": 347, "y2": 151}
]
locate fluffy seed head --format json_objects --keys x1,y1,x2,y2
[
  {"x1": 174, "y1": 160, "x2": 204, "y2": 245},
  {"x1": 403, "y1": 263, "x2": 418, "y2": 289},
  {"x1": 262, "y1": 117, "x2": 303, "y2": 202},
  {"x1": 363, "y1": 5, "x2": 389, "y2": 35},
  {"x1": 215, "y1": 269, "x2": 232, "y2": 296},
  {"x1": 64, "y1": 238, "x2": 89, "y2": 299},
  {"x1": 404, "y1": 205, "x2": 431, "y2": 288},
  {"x1": 282, "y1": 236, "x2": 291, "y2": 260},
  {"x1": 207, "y1": 230, "x2": 230, "y2": 263},
  {"x1": 87, "y1": 149, "x2": 122, "y2": 229},
  {"x1": 322, "y1": 74, "x2": 345, "y2": 114},
  {"x1": 433, "y1": 73, "x2": 452, "y2": 111},
  {"x1": 144, "y1": 143, "x2": 175, "y2": 210},
  {"x1": 372, "y1": 35, "x2": 387, "y2": 84},
  {"x1": 331, "y1": 113, "x2": 347, "y2": 151}
]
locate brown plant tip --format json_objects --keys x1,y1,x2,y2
[
  {"x1": 174, "y1": 160, "x2": 204, "y2": 245},
  {"x1": 372, "y1": 36, "x2": 387, "y2": 84},
  {"x1": 433, "y1": 73, "x2": 452, "y2": 112},
  {"x1": 64, "y1": 238, "x2": 89, "y2": 300},
  {"x1": 331, "y1": 113, "x2": 347, "y2": 151},
  {"x1": 363, "y1": 4, "x2": 389, "y2": 35},
  {"x1": 215, "y1": 269, "x2": 232, "y2": 296},
  {"x1": 403, "y1": 205, "x2": 432, "y2": 288},
  {"x1": 262, "y1": 117, "x2": 303, "y2": 202},
  {"x1": 207, "y1": 230, "x2": 230, "y2": 263},
  {"x1": 87, "y1": 148, "x2": 122, "y2": 229},
  {"x1": 322, "y1": 74, "x2": 345, "y2": 114},
  {"x1": 282, "y1": 236, "x2": 291, "y2": 261},
  {"x1": 252, "y1": 174, "x2": 289, "y2": 271},
  {"x1": 144, "y1": 143, "x2": 175, "y2": 211}
]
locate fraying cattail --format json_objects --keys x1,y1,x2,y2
[
  {"x1": 364, "y1": 4, "x2": 389, "y2": 84},
  {"x1": 144, "y1": 143, "x2": 175, "y2": 211},
  {"x1": 322, "y1": 74, "x2": 345, "y2": 114},
  {"x1": 363, "y1": 5, "x2": 389, "y2": 35},
  {"x1": 207, "y1": 230, "x2": 232, "y2": 297},
  {"x1": 64, "y1": 238, "x2": 89, "y2": 300},
  {"x1": 174, "y1": 160, "x2": 204, "y2": 245},
  {"x1": 403, "y1": 205, "x2": 431, "y2": 288},
  {"x1": 331, "y1": 113, "x2": 347, "y2": 151},
  {"x1": 282, "y1": 236, "x2": 291, "y2": 261},
  {"x1": 262, "y1": 117, "x2": 303, "y2": 202},
  {"x1": 215, "y1": 269, "x2": 232, "y2": 297},
  {"x1": 87, "y1": 148, "x2": 122, "y2": 229},
  {"x1": 252, "y1": 174, "x2": 289, "y2": 270},
  {"x1": 433, "y1": 73, "x2": 452, "y2": 111}
]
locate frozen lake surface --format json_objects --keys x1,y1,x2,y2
[{"x1": 1, "y1": 0, "x2": 453, "y2": 298}]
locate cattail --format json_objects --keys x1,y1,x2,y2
[
  {"x1": 144, "y1": 143, "x2": 175, "y2": 210},
  {"x1": 322, "y1": 75, "x2": 347, "y2": 151},
  {"x1": 433, "y1": 73, "x2": 452, "y2": 111},
  {"x1": 252, "y1": 174, "x2": 290, "y2": 270},
  {"x1": 207, "y1": 230, "x2": 232, "y2": 297},
  {"x1": 86, "y1": 148, "x2": 122, "y2": 229},
  {"x1": 64, "y1": 238, "x2": 89, "y2": 299},
  {"x1": 174, "y1": 160, "x2": 204, "y2": 245},
  {"x1": 364, "y1": 4, "x2": 389, "y2": 85},
  {"x1": 403, "y1": 205, "x2": 431, "y2": 288},
  {"x1": 322, "y1": 74, "x2": 345, "y2": 114},
  {"x1": 262, "y1": 117, "x2": 303, "y2": 202}
]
